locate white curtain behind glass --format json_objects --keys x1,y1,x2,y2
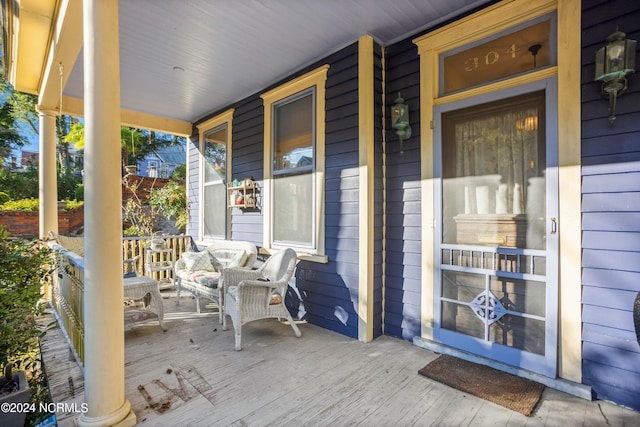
[{"x1": 442, "y1": 100, "x2": 546, "y2": 249}]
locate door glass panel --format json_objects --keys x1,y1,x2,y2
[
  {"x1": 442, "y1": 271, "x2": 546, "y2": 355},
  {"x1": 441, "y1": 91, "x2": 546, "y2": 250}
]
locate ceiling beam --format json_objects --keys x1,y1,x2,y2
[
  {"x1": 36, "y1": 1, "x2": 192, "y2": 137},
  {"x1": 38, "y1": 0, "x2": 83, "y2": 110},
  {"x1": 62, "y1": 96, "x2": 193, "y2": 137},
  {"x1": 6, "y1": 0, "x2": 58, "y2": 94}
]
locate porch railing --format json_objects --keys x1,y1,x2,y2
[
  {"x1": 48, "y1": 246, "x2": 85, "y2": 367},
  {"x1": 47, "y1": 235, "x2": 195, "y2": 368},
  {"x1": 122, "y1": 235, "x2": 194, "y2": 281}
]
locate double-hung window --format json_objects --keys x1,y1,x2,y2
[
  {"x1": 272, "y1": 90, "x2": 314, "y2": 247},
  {"x1": 262, "y1": 65, "x2": 328, "y2": 261},
  {"x1": 197, "y1": 110, "x2": 234, "y2": 240}
]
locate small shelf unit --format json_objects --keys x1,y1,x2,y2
[{"x1": 227, "y1": 179, "x2": 256, "y2": 208}]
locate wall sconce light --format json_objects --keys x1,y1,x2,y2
[
  {"x1": 391, "y1": 92, "x2": 411, "y2": 153},
  {"x1": 595, "y1": 29, "x2": 636, "y2": 124}
]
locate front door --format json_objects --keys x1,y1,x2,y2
[{"x1": 433, "y1": 79, "x2": 558, "y2": 377}]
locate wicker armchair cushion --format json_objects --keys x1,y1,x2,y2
[
  {"x1": 180, "y1": 271, "x2": 220, "y2": 288},
  {"x1": 182, "y1": 251, "x2": 215, "y2": 272}
]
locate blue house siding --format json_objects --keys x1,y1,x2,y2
[
  {"x1": 298, "y1": 42, "x2": 361, "y2": 338},
  {"x1": 291, "y1": 40, "x2": 385, "y2": 338},
  {"x1": 581, "y1": 0, "x2": 640, "y2": 411},
  {"x1": 384, "y1": 36, "x2": 422, "y2": 341},
  {"x1": 229, "y1": 97, "x2": 264, "y2": 246},
  {"x1": 183, "y1": 0, "x2": 640, "y2": 412},
  {"x1": 194, "y1": 41, "x2": 381, "y2": 338}
]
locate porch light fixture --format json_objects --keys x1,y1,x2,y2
[
  {"x1": 391, "y1": 92, "x2": 411, "y2": 153},
  {"x1": 595, "y1": 29, "x2": 636, "y2": 124}
]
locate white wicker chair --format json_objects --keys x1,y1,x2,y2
[{"x1": 222, "y1": 248, "x2": 302, "y2": 350}]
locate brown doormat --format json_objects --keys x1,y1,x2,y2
[{"x1": 418, "y1": 355, "x2": 545, "y2": 416}]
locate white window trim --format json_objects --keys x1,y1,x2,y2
[
  {"x1": 261, "y1": 65, "x2": 329, "y2": 263},
  {"x1": 196, "y1": 109, "x2": 234, "y2": 242}
]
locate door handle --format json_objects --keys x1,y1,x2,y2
[{"x1": 550, "y1": 217, "x2": 557, "y2": 234}]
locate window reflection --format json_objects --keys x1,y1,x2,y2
[
  {"x1": 204, "y1": 127, "x2": 226, "y2": 183},
  {"x1": 274, "y1": 92, "x2": 313, "y2": 172},
  {"x1": 272, "y1": 90, "x2": 314, "y2": 248}
]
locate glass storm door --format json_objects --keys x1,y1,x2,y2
[{"x1": 433, "y1": 80, "x2": 558, "y2": 377}]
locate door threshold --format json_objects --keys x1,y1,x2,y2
[{"x1": 413, "y1": 336, "x2": 592, "y2": 401}]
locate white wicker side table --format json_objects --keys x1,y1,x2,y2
[{"x1": 123, "y1": 276, "x2": 167, "y2": 331}]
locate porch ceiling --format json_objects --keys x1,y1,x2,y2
[{"x1": 6, "y1": 0, "x2": 491, "y2": 133}]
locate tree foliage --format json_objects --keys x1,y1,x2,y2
[
  {"x1": 62, "y1": 122, "x2": 185, "y2": 173},
  {"x1": 0, "y1": 69, "x2": 37, "y2": 163},
  {"x1": 0, "y1": 166, "x2": 82, "y2": 201},
  {"x1": 171, "y1": 164, "x2": 186, "y2": 180},
  {"x1": 0, "y1": 166, "x2": 39, "y2": 199},
  {"x1": 0, "y1": 102, "x2": 26, "y2": 160}
]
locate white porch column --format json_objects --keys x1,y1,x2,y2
[
  {"x1": 37, "y1": 108, "x2": 58, "y2": 238},
  {"x1": 77, "y1": 0, "x2": 135, "y2": 426}
]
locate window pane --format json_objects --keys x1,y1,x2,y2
[
  {"x1": 273, "y1": 173, "x2": 313, "y2": 247},
  {"x1": 274, "y1": 93, "x2": 313, "y2": 171},
  {"x1": 204, "y1": 127, "x2": 226, "y2": 183},
  {"x1": 203, "y1": 183, "x2": 226, "y2": 238}
]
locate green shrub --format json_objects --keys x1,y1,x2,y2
[
  {"x1": 57, "y1": 173, "x2": 82, "y2": 201},
  {"x1": 0, "y1": 192, "x2": 9, "y2": 205},
  {"x1": 74, "y1": 184, "x2": 84, "y2": 201},
  {"x1": 0, "y1": 198, "x2": 83, "y2": 211},
  {"x1": 62, "y1": 199, "x2": 83, "y2": 211},
  {"x1": 0, "y1": 197, "x2": 39, "y2": 211},
  {"x1": 149, "y1": 180, "x2": 187, "y2": 231},
  {"x1": 0, "y1": 226, "x2": 54, "y2": 425}
]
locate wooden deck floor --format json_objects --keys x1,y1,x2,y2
[{"x1": 42, "y1": 290, "x2": 640, "y2": 426}]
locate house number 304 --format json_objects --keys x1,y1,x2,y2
[{"x1": 464, "y1": 44, "x2": 519, "y2": 71}]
